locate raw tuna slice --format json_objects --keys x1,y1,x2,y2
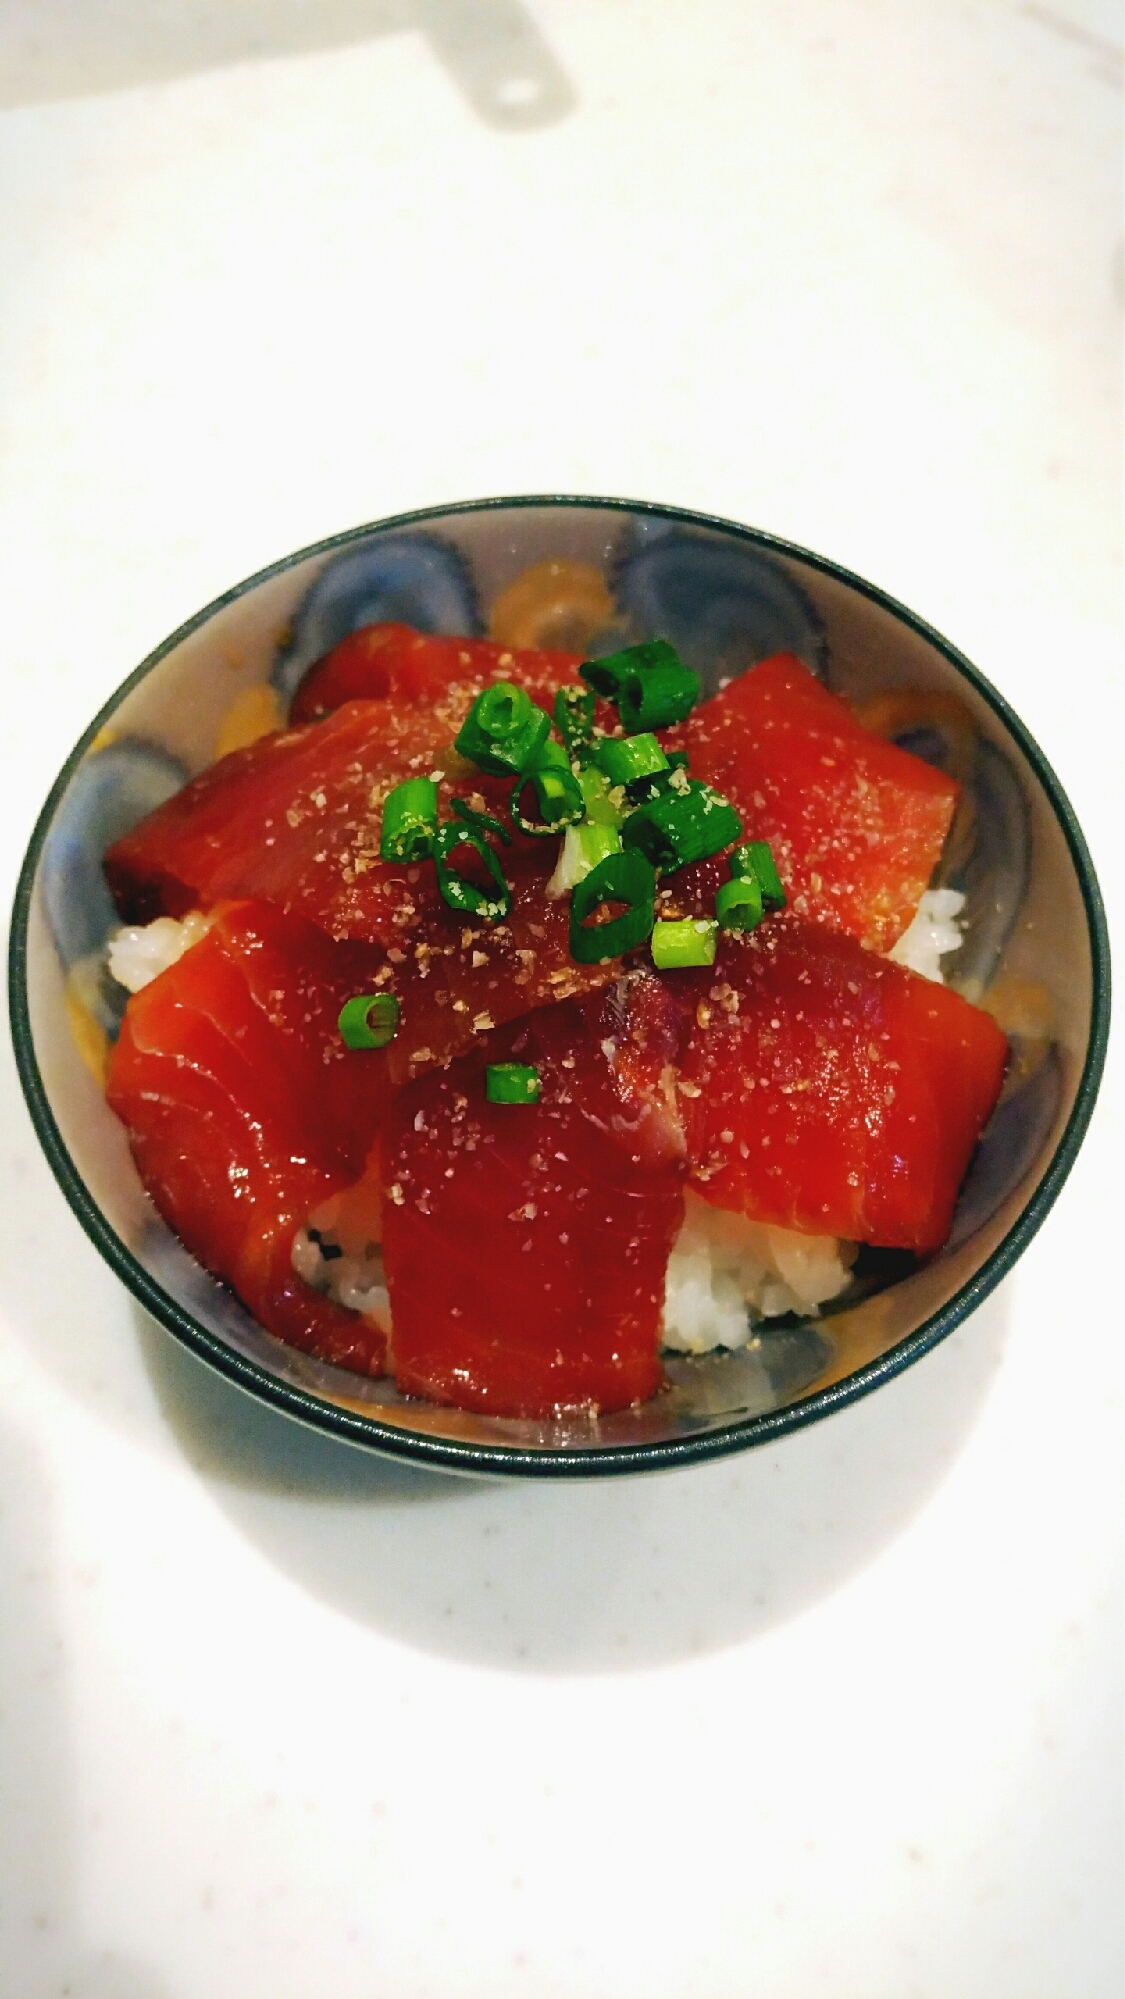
[
  {"x1": 666, "y1": 653, "x2": 960, "y2": 952},
  {"x1": 374, "y1": 884, "x2": 619, "y2": 1087},
  {"x1": 289, "y1": 623, "x2": 588, "y2": 724},
  {"x1": 105, "y1": 697, "x2": 461, "y2": 937},
  {"x1": 104, "y1": 675, "x2": 609, "y2": 972},
  {"x1": 106, "y1": 901, "x2": 396, "y2": 1371},
  {"x1": 104, "y1": 695, "x2": 630, "y2": 1072},
  {"x1": 378, "y1": 987, "x2": 688, "y2": 1416},
  {"x1": 668, "y1": 919, "x2": 1008, "y2": 1253}
]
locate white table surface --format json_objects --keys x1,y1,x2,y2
[{"x1": 1, "y1": 4, "x2": 1121, "y2": 1994}]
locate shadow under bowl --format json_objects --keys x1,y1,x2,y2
[{"x1": 8, "y1": 497, "x2": 1110, "y2": 1476}]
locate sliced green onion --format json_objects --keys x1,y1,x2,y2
[
  {"x1": 715, "y1": 874, "x2": 763, "y2": 933},
  {"x1": 592, "y1": 732, "x2": 668, "y2": 788},
  {"x1": 623, "y1": 747, "x2": 690, "y2": 805},
  {"x1": 622, "y1": 782, "x2": 743, "y2": 874},
  {"x1": 485, "y1": 1062, "x2": 541, "y2": 1105},
  {"x1": 379, "y1": 777, "x2": 438, "y2": 862},
  {"x1": 509, "y1": 739, "x2": 585, "y2": 836},
  {"x1": 730, "y1": 839, "x2": 787, "y2": 910},
  {"x1": 619, "y1": 663, "x2": 701, "y2": 732},
  {"x1": 450, "y1": 796, "x2": 512, "y2": 845},
  {"x1": 576, "y1": 821, "x2": 623, "y2": 869},
  {"x1": 581, "y1": 639, "x2": 700, "y2": 732},
  {"x1": 544, "y1": 821, "x2": 623, "y2": 901},
  {"x1": 454, "y1": 681, "x2": 551, "y2": 777},
  {"x1": 569, "y1": 850, "x2": 657, "y2": 965},
  {"x1": 338, "y1": 992, "x2": 401, "y2": 1049},
  {"x1": 433, "y1": 822, "x2": 512, "y2": 922},
  {"x1": 578, "y1": 764, "x2": 628, "y2": 828},
  {"x1": 554, "y1": 684, "x2": 596, "y2": 759},
  {"x1": 651, "y1": 918, "x2": 718, "y2": 970},
  {"x1": 580, "y1": 637, "x2": 679, "y2": 698}
]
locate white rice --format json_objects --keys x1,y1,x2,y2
[
  {"x1": 292, "y1": 1227, "x2": 392, "y2": 1331},
  {"x1": 661, "y1": 1191, "x2": 856, "y2": 1351},
  {"x1": 888, "y1": 888, "x2": 965, "y2": 982},
  {"x1": 294, "y1": 1193, "x2": 855, "y2": 1355},
  {"x1": 107, "y1": 909, "x2": 215, "y2": 993}
]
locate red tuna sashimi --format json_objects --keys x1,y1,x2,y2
[
  {"x1": 374, "y1": 887, "x2": 621, "y2": 1086},
  {"x1": 289, "y1": 623, "x2": 589, "y2": 724},
  {"x1": 667, "y1": 920, "x2": 1008, "y2": 1253},
  {"x1": 104, "y1": 695, "x2": 572, "y2": 955},
  {"x1": 105, "y1": 697, "x2": 461, "y2": 935},
  {"x1": 104, "y1": 695, "x2": 638, "y2": 1072},
  {"x1": 106, "y1": 901, "x2": 397, "y2": 1371},
  {"x1": 104, "y1": 675, "x2": 611, "y2": 969},
  {"x1": 378, "y1": 988, "x2": 688, "y2": 1416},
  {"x1": 666, "y1": 653, "x2": 960, "y2": 952}
]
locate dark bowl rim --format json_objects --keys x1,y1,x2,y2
[{"x1": 8, "y1": 494, "x2": 1112, "y2": 1478}]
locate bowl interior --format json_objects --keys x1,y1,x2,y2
[{"x1": 12, "y1": 500, "x2": 1106, "y2": 1472}]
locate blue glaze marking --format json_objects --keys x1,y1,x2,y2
[
  {"x1": 273, "y1": 532, "x2": 482, "y2": 702},
  {"x1": 613, "y1": 530, "x2": 828, "y2": 693},
  {"x1": 69, "y1": 950, "x2": 130, "y2": 1039},
  {"x1": 42, "y1": 738, "x2": 187, "y2": 969},
  {"x1": 948, "y1": 1046, "x2": 1061, "y2": 1248}
]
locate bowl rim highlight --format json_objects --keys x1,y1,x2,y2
[{"x1": 8, "y1": 495, "x2": 1112, "y2": 1478}]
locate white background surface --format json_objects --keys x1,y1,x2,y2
[{"x1": 1, "y1": 4, "x2": 1121, "y2": 1994}]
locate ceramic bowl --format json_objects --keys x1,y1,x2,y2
[{"x1": 9, "y1": 499, "x2": 1110, "y2": 1475}]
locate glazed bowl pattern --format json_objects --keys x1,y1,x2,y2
[{"x1": 9, "y1": 499, "x2": 1110, "y2": 1475}]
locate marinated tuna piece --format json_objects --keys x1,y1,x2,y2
[
  {"x1": 104, "y1": 697, "x2": 562, "y2": 954},
  {"x1": 374, "y1": 886, "x2": 620, "y2": 1086},
  {"x1": 108, "y1": 713, "x2": 626, "y2": 1076},
  {"x1": 104, "y1": 680, "x2": 609, "y2": 972},
  {"x1": 106, "y1": 901, "x2": 396, "y2": 1372},
  {"x1": 103, "y1": 683, "x2": 641, "y2": 1074},
  {"x1": 378, "y1": 990, "x2": 688, "y2": 1416},
  {"x1": 105, "y1": 698, "x2": 460, "y2": 936},
  {"x1": 289, "y1": 622, "x2": 587, "y2": 724},
  {"x1": 670, "y1": 920, "x2": 1008, "y2": 1253},
  {"x1": 667, "y1": 653, "x2": 960, "y2": 952},
  {"x1": 106, "y1": 649, "x2": 954, "y2": 981}
]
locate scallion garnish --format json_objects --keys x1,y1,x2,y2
[
  {"x1": 434, "y1": 822, "x2": 512, "y2": 922},
  {"x1": 651, "y1": 918, "x2": 718, "y2": 970},
  {"x1": 592, "y1": 732, "x2": 669, "y2": 789},
  {"x1": 581, "y1": 639, "x2": 699, "y2": 732},
  {"x1": 621, "y1": 663, "x2": 699, "y2": 731},
  {"x1": 485, "y1": 1062, "x2": 541, "y2": 1105},
  {"x1": 454, "y1": 681, "x2": 551, "y2": 777},
  {"x1": 379, "y1": 777, "x2": 438, "y2": 863},
  {"x1": 338, "y1": 992, "x2": 401, "y2": 1049},
  {"x1": 544, "y1": 820, "x2": 623, "y2": 902},
  {"x1": 553, "y1": 684, "x2": 596, "y2": 760},
  {"x1": 715, "y1": 874, "x2": 763, "y2": 932},
  {"x1": 569, "y1": 849, "x2": 657, "y2": 964},
  {"x1": 509, "y1": 740, "x2": 585, "y2": 836},
  {"x1": 451, "y1": 796, "x2": 512, "y2": 845},
  {"x1": 621, "y1": 782, "x2": 743, "y2": 874},
  {"x1": 730, "y1": 840, "x2": 787, "y2": 910},
  {"x1": 578, "y1": 764, "x2": 628, "y2": 828},
  {"x1": 575, "y1": 820, "x2": 623, "y2": 869}
]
